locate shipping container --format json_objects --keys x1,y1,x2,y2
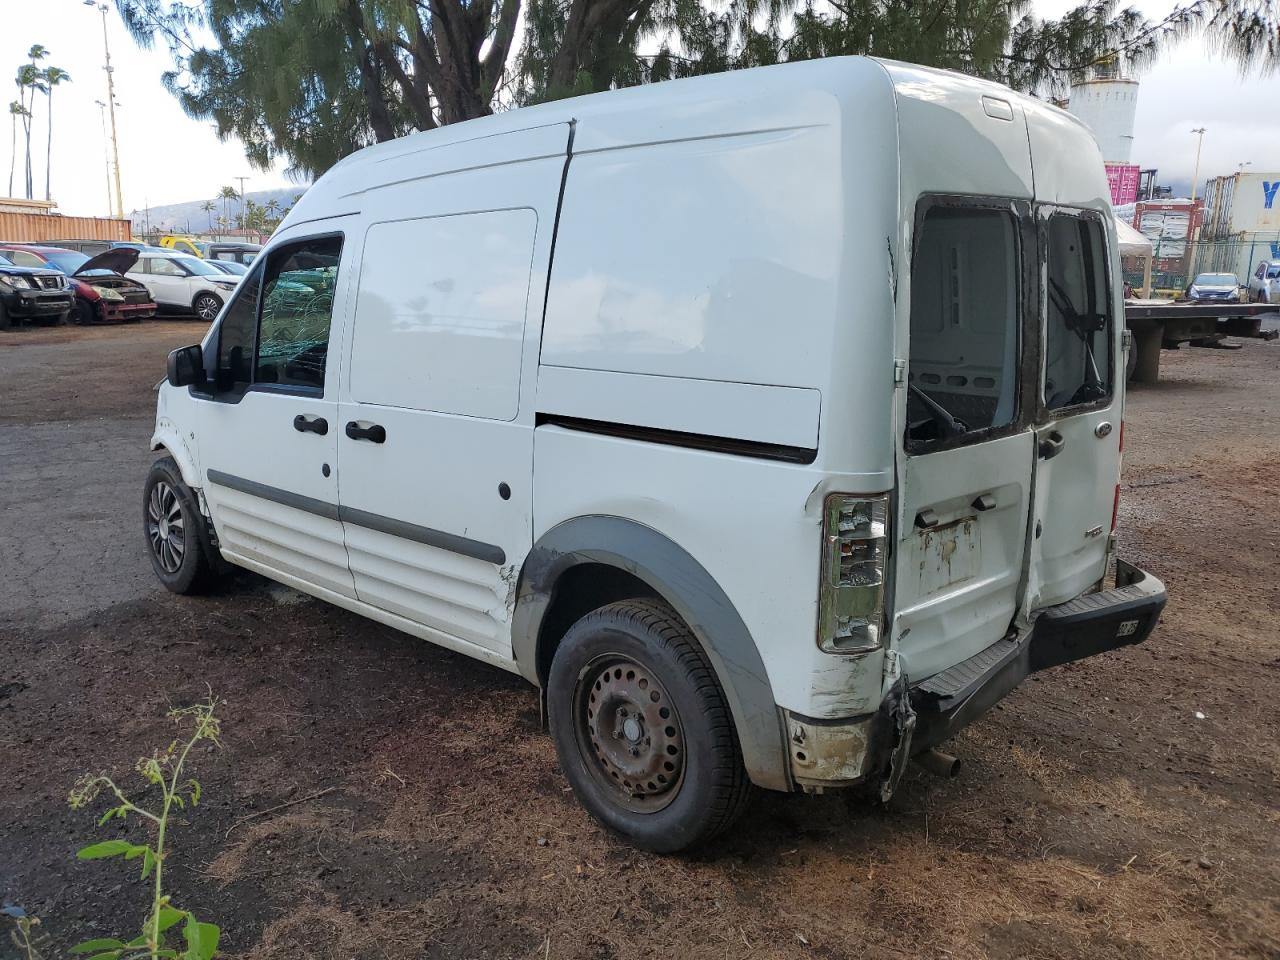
[{"x1": 0, "y1": 211, "x2": 132, "y2": 244}]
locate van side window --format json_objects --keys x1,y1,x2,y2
[
  {"x1": 1045, "y1": 214, "x2": 1111, "y2": 410},
  {"x1": 349, "y1": 211, "x2": 535, "y2": 420},
  {"x1": 255, "y1": 236, "x2": 342, "y2": 391},
  {"x1": 213, "y1": 264, "x2": 263, "y2": 392},
  {"x1": 906, "y1": 206, "x2": 1020, "y2": 450}
]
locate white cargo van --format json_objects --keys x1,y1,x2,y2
[{"x1": 148, "y1": 57, "x2": 1166, "y2": 852}]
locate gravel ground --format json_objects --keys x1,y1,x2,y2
[{"x1": 0, "y1": 320, "x2": 1277, "y2": 960}]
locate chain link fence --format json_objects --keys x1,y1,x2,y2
[{"x1": 1121, "y1": 233, "x2": 1280, "y2": 298}]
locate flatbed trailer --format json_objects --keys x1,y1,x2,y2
[{"x1": 1124, "y1": 301, "x2": 1278, "y2": 383}]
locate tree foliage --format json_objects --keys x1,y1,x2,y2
[{"x1": 115, "y1": 0, "x2": 1280, "y2": 179}]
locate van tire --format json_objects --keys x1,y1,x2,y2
[
  {"x1": 144, "y1": 456, "x2": 219, "y2": 595},
  {"x1": 0, "y1": 301, "x2": 10, "y2": 330},
  {"x1": 547, "y1": 598, "x2": 752, "y2": 852}
]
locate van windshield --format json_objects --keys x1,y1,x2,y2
[{"x1": 906, "y1": 206, "x2": 1020, "y2": 449}]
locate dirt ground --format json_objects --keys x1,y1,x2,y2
[{"x1": 1, "y1": 320, "x2": 1277, "y2": 960}]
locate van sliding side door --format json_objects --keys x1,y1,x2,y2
[{"x1": 334, "y1": 124, "x2": 571, "y2": 659}]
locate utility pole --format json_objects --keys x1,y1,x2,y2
[
  {"x1": 93, "y1": 99, "x2": 112, "y2": 216},
  {"x1": 235, "y1": 175, "x2": 249, "y2": 229},
  {"x1": 87, "y1": 2, "x2": 124, "y2": 219},
  {"x1": 1189, "y1": 127, "x2": 1207, "y2": 203}
]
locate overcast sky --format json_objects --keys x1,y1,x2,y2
[{"x1": 8, "y1": 0, "x2": 1280, "y2": 218}]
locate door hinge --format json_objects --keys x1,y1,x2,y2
[
  {"x1": 1122, "y1": 329, "x2": 1133, "y2": 354},
  {"x1": 893, "y1": 359, "x2": 906, "y2": 386}
]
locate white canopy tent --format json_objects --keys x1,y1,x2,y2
[{"x1": 1115, "y1": 216, "x2": 1154, "y2": 298}]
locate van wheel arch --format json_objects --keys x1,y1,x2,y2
[{"x1": 512, "y1": 515, "x2": 791, "y2": 792}]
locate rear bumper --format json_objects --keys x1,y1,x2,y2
[
  {"x1": 783, "y1": 560, "x2": 1166, "y2": 790},
  {"x1": 910, "y1": 559, "x2": 1166, "y2": 751}
]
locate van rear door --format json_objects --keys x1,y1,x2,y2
[
  {"x1": 1024, "y1": 209, "x2": 1121, "y2": 610},
  {"x1": 892, "y1": 198, "x2": 1037, "y2": 680}
]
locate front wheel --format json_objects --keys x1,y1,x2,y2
[
  {"x1": 547, "y1": 599, "x2": 752, "y2": 852},
  {"x1": 143, "y1": 457, "x2": 219, "y2": 594},
  {"x1": 193, "y1": 292, "x2": 223, "y2": 321}
]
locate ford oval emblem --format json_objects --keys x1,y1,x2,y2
[{"x1": 1094, "y1": 422, "x2": 1113, "y2": 439}]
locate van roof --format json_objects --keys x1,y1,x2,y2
[{"x1": 284, "y1": 56, "x2": 1083, "y2": 229}]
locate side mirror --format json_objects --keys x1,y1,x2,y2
[{"x1": 167, "y1": 344, "x2": 206, "y2": 388}]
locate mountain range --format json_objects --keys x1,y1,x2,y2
[{"x1": 126, "y1": 186, "x2": 311, "y2": 234}]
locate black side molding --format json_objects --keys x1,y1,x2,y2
[
  {"x1": 340, "y1": 505, "x2": 505, "y2": 565},
  {"x1": 536, "y1": 413, "x2": 817, "y2": 465},
  {"x1": 207, "y1": 469, "x2": 339, "y2": 520},
  {"x1": 205, "y1": 470, "x2": 506, "y2": 565}
]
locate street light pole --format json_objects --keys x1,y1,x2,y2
[
  {"x1": 93, "y1": 99, "x2": 112, "y2": 216},
  {"x1": 1189, "y1": 127, "x2": 1207, "y2": 204},
  {"x1": 87, "y1": 2, "x2": 125, "y2": 219}
]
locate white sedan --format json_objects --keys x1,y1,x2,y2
[{"x1": 126, "y1": 250, "x2": 240, "y2": 320}]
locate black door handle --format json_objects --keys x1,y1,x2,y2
[
  {"x1": 293, "y1": 414, "x2": 328, "y2": 436},
  {"x1": 345, "y1": 421, "x2": 386, "y2": 444},
  {"x1": 1038, "y1": 431, "x2": 1066, "y2": 460}
]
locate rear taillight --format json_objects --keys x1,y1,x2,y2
[{"x1": 818, "y1": 494, "x2": 889, "y2": 654}]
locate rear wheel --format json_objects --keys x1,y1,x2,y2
[
  {"x1": 547, "y1": 599, "x2": 751, "y2": 852},
  {"x1": 143, "y1": 457, "x2": 219, "y2": 594},
  {"x1": 193, "y1": 292, "x2": 222, "y2": 321}
]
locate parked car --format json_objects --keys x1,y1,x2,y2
[
  {"x1": 1247, "y1": 259, "x2": 1280, "y2": 303},
  {"x1": 40, "y1": 239, "x2": 147, "y2": 257},
  {"x1": 149, "y1": 57, "x2": 1167, "y2": 852},
  {"x1": 0, "y1": 253, "x2": 73, "y2": 328},
  {"x1": 0, "y1": 244, "x2": 157, "y2": 324},
  {"x1": 206, "y1": 242, "x2": 261, "y2": 265},
  {"x1": 1183, "y1": 272, "x2": 1241, "y2": 302},
  {"x1": 159, "y1": 235, "x2": 206, "y2": 257},
  {"x1": 206, "y1": 259, "x2": 249, "y2": 277},
  {"x1": 126, "y1": 250, "x2": 240, "y2": 320}
]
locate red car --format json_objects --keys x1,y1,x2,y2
[{"x1": 0, "y1": 244, "x2": 157, "y2": 324}]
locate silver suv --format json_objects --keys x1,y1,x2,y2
[{"x1": 1248, "y1": 259, "x2": 1280, "y2": 303}]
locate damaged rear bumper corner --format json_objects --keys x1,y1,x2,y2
[{"x1": 783, "y1": 679, "x2": 912, "y2": 793}]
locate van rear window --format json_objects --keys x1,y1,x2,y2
[
  {"x1": 906, "y1": 206, "x2": 1020, "y2": 449},
  {"x1": 1045, "y1": 214, "x2": 1111, "y2": 410}
]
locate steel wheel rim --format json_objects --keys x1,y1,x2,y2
[
  {"x1": 147, "y1": 481, "x2": 186, "y2": 574},
  {"x1": 574, "y1": 654, "x2": 686, "y2": 813},
  {"x1": 196, "y1": 297, "x2": 219, "y2": 320}
]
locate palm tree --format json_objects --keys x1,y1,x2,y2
[
  {"x1": 200, "y1": 199, "x2": 216, "y2": 231},
  {"x1": 15, "y1": 64, "x2": 45, "y2": 199},
  {"x1": 41, "y1": 65, "x2": 70, "y2": 202},
  {"x1": 20, "y1": 45, "x2": 47, "y2": 200},
  {"x1": 8, "y1": 100, "x2": 27, "y2": 198},
  {"x1": 218, "y1": 185, "x2": 237, "y2": 230}
]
